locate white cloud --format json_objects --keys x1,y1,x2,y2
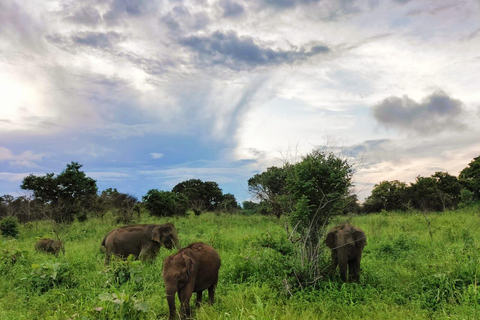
[
  {"x1": 0, "y1": 147, "x2": 47, "y2": 168},
  {"x1": 150, "y1": 153, "x2": 164, "y2": 159}
]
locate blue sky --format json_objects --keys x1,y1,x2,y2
[{"x1": 1, "y1": 0, "x2": 480, "y2": 203}]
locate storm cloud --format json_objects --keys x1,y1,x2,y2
[
  {"x1": 180, "y1": 31, "x2": 329, "y2": 70},
  {"x1": 372, "y1": 91, "x2": 466, "y2": 135}
]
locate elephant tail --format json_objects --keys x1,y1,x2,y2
[{"x1": 100, "y1": 235, "x2": 108, "y2": 253}]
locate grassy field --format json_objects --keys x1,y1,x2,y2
[{"x1": 1, "y1": 205, "x2": 479, "y2": 319}]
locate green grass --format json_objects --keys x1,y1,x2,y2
[{"x1": 1, "y1": 205, "x2": 479, "y2": 319}]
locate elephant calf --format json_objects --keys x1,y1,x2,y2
[
  {"x1": 163, "y1": 242, "x2": 221, "y2": 320},
  {"x1": 35, "y1": 238, "x2": 64, "y2": 255},
  {"x1": 325, "y1": 222, "x2": 366, "y2": 282},
  {"x1": 101, "y1": 223, "x2": 179, "y2": 265}
]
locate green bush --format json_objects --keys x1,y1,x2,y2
[
  {"x1": 0, "y1": 217, "x2": 19, "y2": 238},
  {"x1": 142, "y1": 189, "x2": 188, "y2": 217},
  {"x1": 103, "y1": 255, "x2": 143, "y2": 287},
  {"x1": 25, "y1": 261, "x2": 74, "y2": 293},
  {"x1": 96, "y1": 292, "x2": 149, "y2": 320}
]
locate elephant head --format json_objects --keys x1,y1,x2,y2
[
  {"x1": 325, "y1": 223, "x2": 366, "y2": 282},
  {"x1": 151, "y1": 223, "x2": 179, "y2": 250}
]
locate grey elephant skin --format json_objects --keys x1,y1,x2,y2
[
  {"x1": 35, "y1": 238, "x2": 64, "y2": 255},
  {"x1": 101, "y1": 223, "x2": 179, "y2": 265},
  {"x1": 325, "y1": 223, "x2": 367, "y2": 282},
  {"x1": 163, "y1": 242, "x2": 221, "y2": 320}
]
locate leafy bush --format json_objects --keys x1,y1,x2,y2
[
  {"x1": 26, "y1": 261, "x2": 73, "y2": 293},
  {"x1": 97, "y1": 292, "x2": 149, "y2": 320},
  {"x1": 0, "y1": 246, "x2": 26, "y2": 274},
  {"x1": 142, "y1": 189, "x2": 188, "y2": 217},
  {"x1": 103, "y1": 256, "x2": 143, "y2": 287},
  {"x1": 0, "y1": 217, "x2": 19, "y2": 238}
]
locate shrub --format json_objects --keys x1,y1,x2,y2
[
  {"x1": 26, "y1": 261, "x2": 73, "y2": 293},
  {"x1": 0, "y1": 217, "x2": 19, "y2": 238},
  {"x1": 142, "y1": 189, "x2": 188, "y2": 217},
  {"x1": 97, "y1": 292, "x2": 149, "y2": 319},
  {"x1": 103, "y1": 256, "x2": 143, "y2": 287}
]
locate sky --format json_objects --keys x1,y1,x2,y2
[{"x1": 1, "y1": 0, "x2": 480, "y2": 204}]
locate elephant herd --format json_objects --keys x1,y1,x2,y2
[{"x1": 34, "y1": 222, "x2": 366, "y2": 319}]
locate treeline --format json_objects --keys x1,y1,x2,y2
[
  {"x1": 363, "y1": 156, "x2": 480, "y2": 213},
  {"x1": 0, "y1": 162, "x2": 240, "y2": 224}
]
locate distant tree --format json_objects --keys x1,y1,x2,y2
[
  {"x1": 343, "y1": 193, "x2": 361, "y2": 214},
  {"x1": 431, "y1": 172, "x2": 462, "y2": 210},
  {"x1": 242, "y1": 200, "x2": 260, "y2": 212},
  {"x1": 143, "y1": 189, "x2": 188, "y2": 217},
  {"x1": 409, "y1": 176, "x2": 442, "y2": 212},
  {"x1": 96, "y1": 188, "x2": 139, "y2": 223},
  {"x1": 172, "y1": 179, "x2": 223, "y2": 212},
  {"x1": 21, "y1": 162, "x2": 97, "y2": 223},
  {"x1": 363, "y1": 180, "x2": 409, "y2": 213},
  {"x1": 247, "y1": 166, "x2": 290, "y2": 218},
  {"x1": 459, "y1": 155, "x2": 480, "y2": 201},
  {"x1": 219, "y1": 193, "x2": 240, "y2": 213}
]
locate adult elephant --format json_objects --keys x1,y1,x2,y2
[
  {"x1": 325, "y1": 222, "x2": 366, "y2": 282},
  {"x1": 101, "y1": 223, "x2": 179, "y2": 265},
  {"x1": 35, "y1": 238, "x2": 64, "y2": 255},
  {"x1": 163, "y1": 242, "x2": 221, "y2": 320}
]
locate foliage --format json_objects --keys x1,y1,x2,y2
[
  {"x1": 103, "y1": 255, "x2": 143, "y2": 287},
  {"x1": 248, "y1": 166, "x2": 290, "y2": 218},
  {"x1": 219, "y1": 193, "x2": 241, "y2": 213},
  {"x1": 20, "y1": 162, "x2": 97, "y2": 223},
  {"x1": 459, "y1": 155, "x2": 480, "y2": 201},
  {"x1": 172, "y1": 179, "x2": 224, "y2": 212},
  {"x1": 97, "y1": 292, "x2": 149, "y2": 319},
  {"x1": 0, "y1": 246, "x2": 26, "y2": 274},
  {"x1": 363, "y1": 180, "x2": 409, "y2": 213},
  {"x1": 97, "y1": 188, "x2": 139, "y2": 223},
  {"x1": 25, "y1": 261, "x2": 73, "y2": 293},
  {"x1": 142, "y1": 189, "x2": 188, "y2": 217},
  {"x1": 0, "y1": 217, "x2": 19, "y2": 238}
]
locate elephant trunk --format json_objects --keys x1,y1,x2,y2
[{"x1": 337, "y1": 247, "x2": 349, "y2": 282}]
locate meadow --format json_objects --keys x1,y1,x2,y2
[{"x1": 1, "y1": 205, "x2": 479, "y2": 320}]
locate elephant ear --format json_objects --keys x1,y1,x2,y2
[
  {"x1": 325, "y1": 230, "x2": 336, "y2": 249},
  {"x1": 354, "y1": 228, "x2": 367, "y2": 248},
  {"x1": 182, "y1": 253, "x2": 194, "y2": 278},
  {"x1": 151, "y1": 227, "x2": 162, "y2": 243}
]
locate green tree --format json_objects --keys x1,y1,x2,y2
[
  {"x1": 142, "y1": 189, "x2": 188, "y2": 217},
  {"x1": 459, "y1": 155, "x2": 480, "y2": 201},
  {"x1": 172, "y1": 179, "x2": 223, "y2": 212},
  {"x1": 431, "y1": 172, "x2": 462, "y2": 210},
  {"x1": 247, "y1": 166, "x2": 290, "y2": 218},
  {"x1": 363, "y1": 180, "x2": 409, "y2": 213},
  {"x1": 219, "y1": 193, "x2": 240, "y2": 213},
  {"x1": 21, "y1": 162, "x2": 97, "y2": 223}
]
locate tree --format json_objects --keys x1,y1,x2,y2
[
  {"x1": 96, "y1": 188, "x2": 139, "y2": 223},
  {"x1": 21, "y1": 162, "x2": 97, "y2": 223},
  {"x1": 363, "y1": 180, "x2": 409, "y2": 213},
  {"x1": 247, "y1": 166, "x2": 290, "y2": 218},
  {"x1": 143, "y1": 189, "x2": 188, "y2": 217},
  {"x1": 431, "y1": 172, "x2": 462, "y2": 210},
  {"x1": 172, "y1": 179, "x2": 223, "y2": 212},
  {"x1": 459, "y1": 155, "x2": 480, "y2": 201},
  {"x1": 219, "y1": 193, "x2": 240, "y2": 213}
]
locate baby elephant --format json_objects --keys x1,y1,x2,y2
[
  {"x1": 163, "y1": 242, "x2": 221, "y2": 320},
  {"x1": 325, "y1": 222, "x2": 366, "y2": 282},
  {"x1": 35, "y1": 238, "x2": 65, "y2": 255}
]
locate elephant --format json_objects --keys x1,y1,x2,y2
[
  {"x1": 162, "y1": 242, "x2": 221, "y2": 320},
  {"x1": 100, "y1": 223, "x2": 179, "y2": 265},
  {"x1": 35, "y1": 238, "x2": 64, "y2": 255},
  {"x1": 325, "y1": 222, "x2": 366, "y2": 282}
]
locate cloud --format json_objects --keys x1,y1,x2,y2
[
  {"x1": 0, "y1": 147, "x2": 47, "y2": 168},
  {"x1": 258, "y1": 0, "x2": 320, "y2": 9},
  {"x1": 65, "y1": 6, "x2": 102, "y2": 25},
  {"x1": 219, "y1": 0, "x2": 245, "y2": 18},
  {"x1": 372, "y1": 90, "x2": 466, "y2": 135},
  {"x1": 150, "y1": 152, "x2": 164, "y2": 159},
  {"x1": 160, "y1": 4, "x2": 210, "y2": 33},
  {"x1": 103, "y1": 0, "x2": 161, "y2": 23},
  {"x1": 71, "y1": 31, "x2": 123, "y2": 49},
  {"x1": 180, "y1": 31, "x2": 329, "y2": 70}
]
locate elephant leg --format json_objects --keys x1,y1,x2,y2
[
  {"x1": 179, "y1": 286, "x2": 193, "y2": 319},
  {"x1": 196, "y1": 291, "x2": 202, "y2": 307},
  {"x1": 208, "y1": 282, "x2": 217, "y2": 304}
]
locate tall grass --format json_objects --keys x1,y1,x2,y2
[{"x1": 1, "y1": 205, "x2": 479, "y2": 319}]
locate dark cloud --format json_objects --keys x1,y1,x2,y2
[
  {"x1": 71, "y1": 31, "x2": 123, "y2": 49},
  {"x1": 161, "y1": 5, "x2": 210, "y2": 33},
  {"x1": 259, "y1": 0, "x2": 320, "y2": 9},
  {"x1": 220, "y1": 0, "x2": 245, "y2": 18},
  {"x1": 65, "y1": 6, "x2": 102, "y2": 25},
  {"x1": 103, "y1": 0, "x2": 160, "y2": 23},
  {"x1": 373, "y1": 90, "x2": 466, "y2": 135},
  {"x1": 180, "y1": 31, "x2": 329, "y2": 70}
]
